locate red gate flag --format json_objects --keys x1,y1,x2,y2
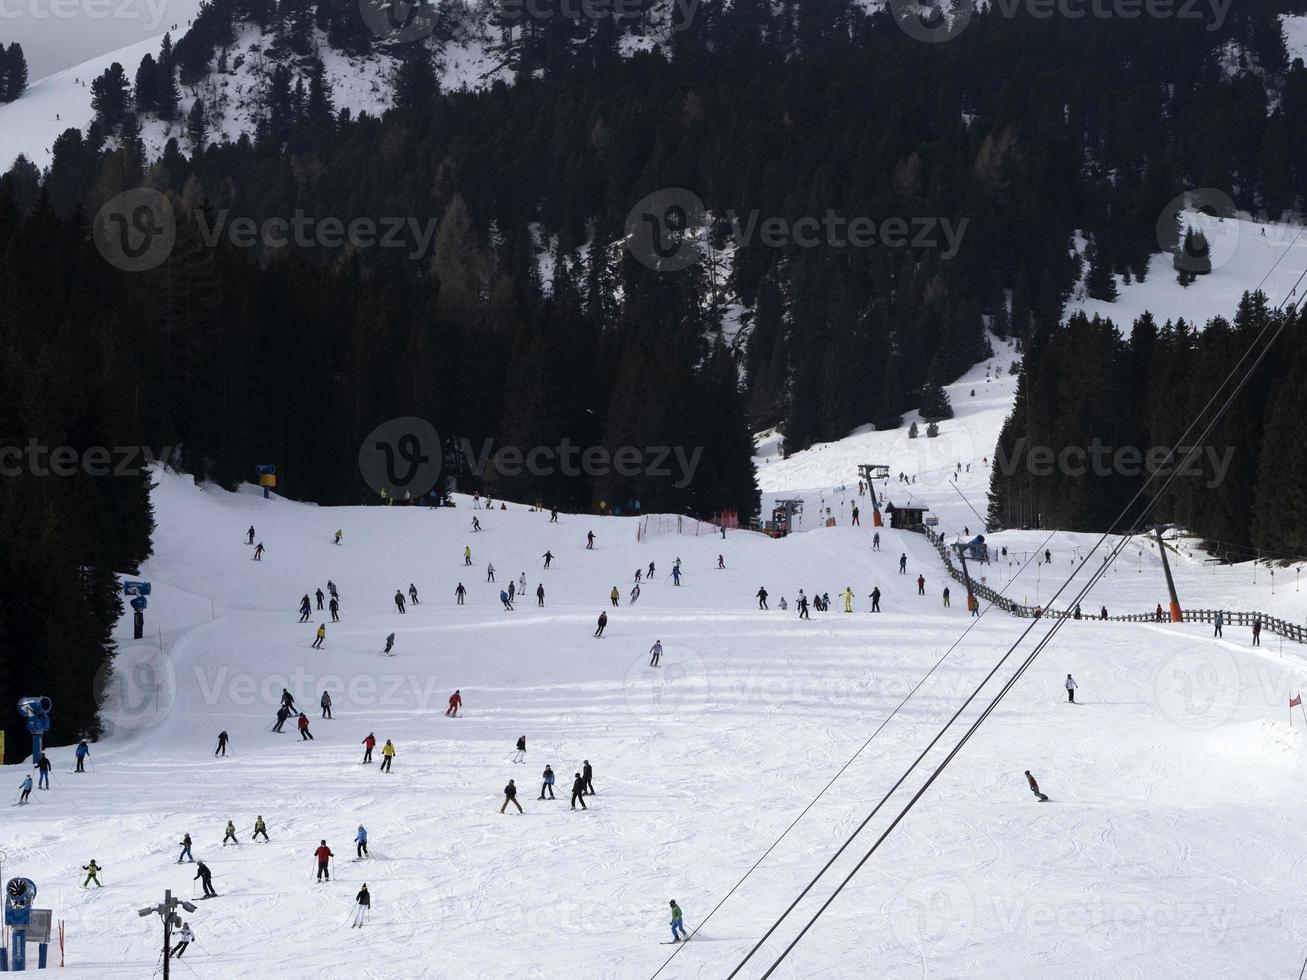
[{"x1": 1291, "y1": 694, "x2": 1302, "y2": 708}]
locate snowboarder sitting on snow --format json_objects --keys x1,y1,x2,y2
[
  {"x1": 501, "y1": 779, "x2": 522, "y2": 814},
  {"x1": 222, "y1": 820, "x2": 238, "y2": 845},
  {"x1": 1024, "y1": 770, "x2": 1049, "y2": 802},
  {"x1": 253, "y1": 816, "x2": 269, "y2": 842},
  {"x1": 195, "y1": 861, "x2": 216, "y2": 897},
  {"x1": 171, "y1": 922, "x2": 194, "y2": 958},
  {"x1": 571, "y1": 772, "x2": 588, "y2": 810},
  {"x1": 539, "y1": 765, "x2": 556, "y2": 799},
  {"x1": 81, "y1": 860, "x2": 102, "y2": 888},
  {"x1": 669, "y1": 900, "x2": 688, "y2": 942},
  {"x1": 315, "y1": 841, "x2": 333, "y2": 881},
  {"x1": 355, "y1": 825, "x2": 369, "y2": 858}
]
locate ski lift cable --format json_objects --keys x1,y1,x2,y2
[
  {"x1": 741, "y1": 295, "x2": 1295, "y2": 978},
  {"x1": 649, "y1": 537, "x2": 1058, "y2": 980}
]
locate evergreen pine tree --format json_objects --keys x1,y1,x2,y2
[{"x1": 90, "y1": 62, "x2": 131, "y2": 130}]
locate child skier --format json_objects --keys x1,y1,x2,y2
[
  {"x1": 82, "y1": 860, "x2": 103, "y2": 888},
  {"x1": 178, "y1": 833, "x2": 194, "y2": 863},
  {"x1": 252, "y1": 816, "x2": 269, "y2": 842},
  {"x1": 222, "y1": 820, "x2": 238, "y2": 846},
  {"x1": 17, "y1": 774, "x2": 31, "y2": 804},
  {"x1": 501, "y1": 779, "x2": 522, "y2": 814},
  {"x1": 539, "y1": 765, "x2": 556, "y2": 800}
]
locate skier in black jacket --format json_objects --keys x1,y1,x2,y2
[
  {"x1": 215, "y1": 731, "x2": 229, "y2": 756},
  {"x1": 582, "y1": 759, "x2": 594, "y2": 795},
  {"x1": 570, "y1": 772, "x2": 588, "y2": 810}
]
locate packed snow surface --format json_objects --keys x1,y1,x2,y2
[{"x1": 6, "y1": 465, "x2": 1307, "y2": 979}]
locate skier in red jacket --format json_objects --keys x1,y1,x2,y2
[
  {"x1": 446, "y1": 690, "x2": 461, "y2": 717},
  {"x1": 298, "y1": 713, "x2": 313, "y2": 740},
  {"x1": 314, "y1": 841, "x2": 334, "y2": 881},
  {"x1": 361, "y1": 732, "x2": 376, "y2": 764}
]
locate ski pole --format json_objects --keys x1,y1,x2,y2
[{"x1": 89, "y1": 757, "x2": 96, "y2": 772}]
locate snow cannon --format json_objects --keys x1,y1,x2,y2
[
  {"x1": 2, "y1": 877, "x2": 51, "y2": 970},
  {"x1": 16, "y1": 698, "x2": 52, "y2": 768}
]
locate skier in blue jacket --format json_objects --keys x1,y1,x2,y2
[
  {"x1": 355, "y1": 825, "x2": 369, "y2": 859},
  {"x1": 538, "y1": 764, "x2": 556, "y2": 800},
  {"x1": 75, "y1": 740, "x2": 90, "y2": 772}
]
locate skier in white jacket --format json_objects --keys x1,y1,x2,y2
[{"x1": 1065, "y1": 673, "x2": 1077, "y2": 703}]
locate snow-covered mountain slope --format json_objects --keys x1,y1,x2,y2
[
  {"x1": 0, "y1": 35, "x2": 163, "y2": 172},
  {"x1": 1066, "y1": 208, "x2": 1307, "y2": 330},
  {"x1": 6, "y1": 470, "x2": 1307, "y2": 978},
  {"x1": 755, "y1": 333, "x2": 1020, "y2": 539}
]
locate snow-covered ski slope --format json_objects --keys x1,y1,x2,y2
[
  {"x1": 1066, "y1": 209, "x2": 1307, "y2": 331},
  {"x1": 7, "y1": 471, "x2": 1307, "y2": 978}
]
